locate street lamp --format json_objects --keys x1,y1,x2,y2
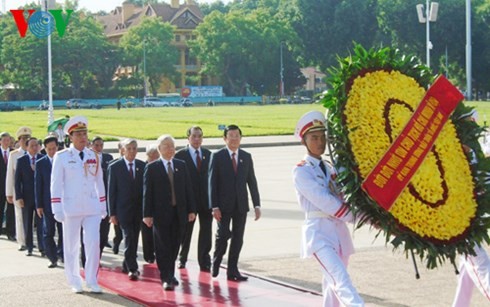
[
  {"x1": 416, "y1": 1, "x2": 439, "y2": 68},
  {"x1": 143, "y1": 39, "x2": 148, "y2": 98},
  {"x1": 44, "y1": 0, "x2": 55, "y2": 125},
  {"x1": 465, "y1": 0, "x2": 472, "y2": 100},
  {"x1": 280, "y1": 41, "x2": 284, "y2": 97}
]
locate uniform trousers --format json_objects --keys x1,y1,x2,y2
[
  {"x1": 63, "y1": 215, "x2": 101, "y2": 288},
  {"x1": 14, "y1": 202, "x2": 25, "y2": 247},
  {"x1": 313, "y1": 245, "x2": 364, "y2": 307},
  {"x1": 452, "y1": 245, "x2": 490, "y2": 307}
]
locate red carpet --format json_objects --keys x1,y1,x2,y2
[{"x1": 97, "y1": 262, "x2": 322, "y2": 306}]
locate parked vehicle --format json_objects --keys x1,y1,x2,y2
[
  {"x1": 66, "y1": 98, "x2": 101, "y2": 109},
  {"x1": 180, "y1": 98, "x2": 193, "y2": 107},
  {"x1": 0, "y1": 102, "x2": 23, "y2": 112},
  {"x1": 143, "y1": 97, "x2": 170, "y2": 107}
]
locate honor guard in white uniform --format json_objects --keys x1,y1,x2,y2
[
  {"x1": 6, "y1": 126, "x2": 32, "y2": 251},
  {"x1": 292, "y1": 111, "x2": 364, "y2": 307},
  {"x1": 50, "y1": 116, "x2": 106, "y2": 294}
]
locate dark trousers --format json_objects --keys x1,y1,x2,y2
[
  {"x1": 22, "y1": 203, "x2": 44, "y2": 252},
  {"x1": 43, "y1": 210, "x2": 63, "y2": 263},
  {"x1": 113, "y1": 224, "x2": 123, "y2": 249},
  {"x1": 141, "y1": 221, "x2": 155, "y2": 262},
  {"x1": 81, "y1": 217, "x2": 110, "y2": 268},
  {"x1": 121, "y1": 217, "x2": 141, "y2": 273},
  {"x1": 213, "y1": 210, "x2": 247, "y2": 276},
  {"x1": 179, "y1": 210, "x2": 212, "y2": 269},
  {"x1": 5, "y1": 201, "x2": 15, "y2": 238},
  {"x1": 154, "y1": 208, "x2": 181, "y2": 283},
  {"x1": 0, "y1": 195, "x2": 5, "y2": 235},
  {"x1": 99, "y1": 216, "x2": 110, "y2": 251}
]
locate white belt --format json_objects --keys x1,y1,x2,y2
[{"x1": 305, "y1": 211, "x2": 331, "y2": 219}]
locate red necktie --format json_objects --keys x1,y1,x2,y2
[
  {"x1": 195, "y1": 150, "x2": 202, "y2": 172},
  {"x1": 31, "y1": 156, "x2": 36, "y2": 166},
  {"x1": 3, "y1": 150, "x2": 7, "y2": 164},
  {"x1": 167, "y1": 162, "x2": 177, "y2": 206},
  {"x1": 232, "y1": 152, "x2": 237, "y2": 174},
  {"x1": 129, "y1": 162, "x2": 134, "y2": 179}
]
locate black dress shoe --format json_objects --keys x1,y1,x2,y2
[
  {"x1": 227, "y1": 274, "x2": 248, "y2": 282},
  {"x1": 113, "y1": 245, "x2": 119, "y2": 255},
  {"x1": 178, "y1": 262, "x2": 186, "y2": 269},
  {"x1": 212, "y1": 265, "x2": 219, "y2": 277},
  {"x1": 128, "y1": 271, "x2": 140, "y2": 281},
  {"x1": 7, "y1": 235, "x2": 16, "y2": 241},
  {"x1": 18, "y1": 246, "x2": 26, "y2": 251},
  {"x1": 200, "y1": 266, "x2": 211, "y2": 273},
  {"x1": 40, "y1": 251, "x2": 46, "y2": 257},
  {"x1": 48, "y1": 262, "x2": 58, "y2": 268},
  {"x1": 147, "y1": 258, "x2": 155, "y2": 264},
  {"x1": 171, "y1": 277, "x2": 179, "y2": 286},
  {"x1": 163, "y1": 282, "x2": 174, "y2": 291},
  {"x1": 105, "y1": 242, "x2": 112, "y2": 248},
  {"x1": 26, "y1": 250, "x2": 33, "y2": 256}
]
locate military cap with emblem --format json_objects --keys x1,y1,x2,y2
[
  {"x1": 16, "y1": 126, "x2": 32, "y2": 138},
  {"x1": 294, "y1": 111, "x2": 327, "y2": 140},
  {"x1": 64, "y1": 115, "x2": 88, "y2": 135}
]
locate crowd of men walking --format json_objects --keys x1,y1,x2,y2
[{"x1": 0, "y1": 116, "x2": 261, "y2": 294}]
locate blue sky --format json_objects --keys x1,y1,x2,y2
[{"x1": 4, "y1": 0, "x2": 231, "y2": 13}]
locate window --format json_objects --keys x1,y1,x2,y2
[{"x1": 175, "y1": 34, "x2": 181, "y2": 42}]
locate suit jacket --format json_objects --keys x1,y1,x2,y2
[
  {"x1": 143, "y1": 158, "x2": 196, "y2": 228},
  {"x1": 34, "y1": 155, "x2": 53, "y2": 212},
  {"x1": 108, "y1": 158, "x2": 145, "y2": 225},
  {"x1": 175, "y1": 146, "x2": 211, "y2": 213},
  {"x1": 209, "y1": 147, "x2": 260, "y2": 214},
  {"x1": 6, "y1": 148, "x2": 25, "y2": 201},
  {"x1": 100, "y1": 152, "x2": 114, "y2": 190},
  {"x1": 0, "y1": 147, "x2": 10, "y2": 197},
  {"x1": 15, "y1": 153, "x2": 44, "y2": 207}
]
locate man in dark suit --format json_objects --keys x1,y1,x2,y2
[
  {"x1": 0, "y1": 131, "x2": 15, "y2": 240},
  {"x1": 108, "y1": 138, "x2": 145, "y2": 280},
  {"x1": 175, "y1": 126, "x2": 212, "y2": 272},
  {"x1": 81, "y1": 136, "x2": 113, "y2": 267},
  {"x1": 141, "y1": 144, "x2": 159, "y2": 264},
  {"x1": 143, "y1": 135, "x2": 196, "y2": 291},
  {"x1": 15, "y1": 137, "x2": 44, "y2": 256},
  {"x1": 35, "y1": 136, "x2": 63, "y2": 268},
  {"x1": 209, "y1": 125, "x2": 261, "y2": 281}
]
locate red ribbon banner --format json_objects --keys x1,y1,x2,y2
[{"x1": 361, "y1": 75, "x2": 464, "y2": 211}]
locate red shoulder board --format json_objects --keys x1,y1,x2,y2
[{"x1": 296, "y1": 160, "x2": 306, "y2": 167}]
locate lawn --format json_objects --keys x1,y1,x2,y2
[
  {"x1": 1, "y1": 101, "x2": 487, "y2": 141},
  {"x1": 0, "y1": 104, "x2": 325, "y2": 140}
]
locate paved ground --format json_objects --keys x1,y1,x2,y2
[{"x1": 1, "y1": 138, "x2": 489, "y2": 306}]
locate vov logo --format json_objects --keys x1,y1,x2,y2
[{"x1": 10, "y1": 9, "x2": 73, "y2": 38}]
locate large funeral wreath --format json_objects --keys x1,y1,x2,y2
[{"x1": 322, "y1": 44, "x2": 490, "y2": 269}]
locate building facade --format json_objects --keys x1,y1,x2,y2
[{"x1": 96, "y1": 0, "x2": 207, "y2": 93}]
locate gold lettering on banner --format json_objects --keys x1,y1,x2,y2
[
  {"x1": 374, "y1": 173, "x2": 389, "y2": 188},
  {"x1": 406, "y1": 156, "x2": 418, "y2": 168},
  {"x1": 380, "y1": 165, "x2": 395, "y2": 178},
  {"x1": 401, "y1": 136, "x2": 415, "y2": 151},
  {"x1": 394, "y1": 147, "x2": 408, "y2": 159},
  {"x1": 416, "y1": 115, "x2": 429, "y2": 126},
  {"x1": 413, "y1": 147, "x2": 424, "y2": 159},
  {"x1": 387, "y1": 154, "x2": 403, "y2": 169}
]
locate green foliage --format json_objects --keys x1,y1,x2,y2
[
  {"x1": 323, "y1": 43, "x2": 490, "y2": 269},
  {"x1": 190, "y1": 8, "x2": 303, "y2": 96},
  {"x1": 119, "y1": 17, "x2": 178, "y2": 97}
]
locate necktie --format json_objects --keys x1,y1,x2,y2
[
  {"x1": 129, "y1": 162, "x2": 134, "y2": 179},
  {"x1": 195, "y1": 150, "x2": 202, "y2": 171},
  {"x1": 167, "y1": 162, "x2": 177, "y2": 207},
  {"x1": 3, "y1": 150, "x2": 7, "y2": 164},
  {"x1": 79, "y1": 151, "x2": 84, "y2": 161},
  {"x1": 319, "y1": 161, "x2": 327, "y2": 176},
  {"x1": 31, "y1": 156, "x2": 36, "y2": 166},
  {"x1": 231, "y1": 152, "x2": 237, "y2": 174}
]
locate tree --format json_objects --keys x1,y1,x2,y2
[
  {"x1": 119, "y1": 17, "x2": 178, "y2": 97},
  {"x1": 291, "y1": 0, "x2": 380, "y2": 70},
  {"x1": 190, "y1": 8, "x2": 304, "y2": 96}
]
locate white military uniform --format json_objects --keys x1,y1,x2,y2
[
  {"x1": 51, "y1": 146, "x2": 106, "y2": 290},
  {"x1": 452, "y1": 245, "x2": 490, "y2": 306},
  {"x1": 5, "y1": 148, "x2": 26, "y2": 248},
  {"x1": 293, "y1": 154, "x2": 363, "y2": 307}
]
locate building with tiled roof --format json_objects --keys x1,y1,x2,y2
[{"x1": 96, "y1": 0, "x2": 208, "y2": 93}]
